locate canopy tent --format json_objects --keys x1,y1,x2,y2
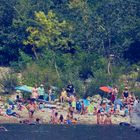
[
  {"x1": 15, "y1": 85, "x2": 33, "y2": 93},
  {"x1": 99, "y1": 86, "x2": 113, "y2": 93}
]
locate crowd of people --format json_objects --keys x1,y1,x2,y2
[{"x1": 0, "y1": 81, "x2": 140, "y2": 125}]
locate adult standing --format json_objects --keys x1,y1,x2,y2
[
  {"x1": 48, "y1": 86, "x2": 53, "y2": 102},
  {"x1": 66, "y1": 81, "x2": 75, "y2": 97},
  {"x1": 31, "y1": 84, "x2": 39, "y2": 102},
  {"x1": 38, "y1": 84, "x2": 45, "y2": 100}
]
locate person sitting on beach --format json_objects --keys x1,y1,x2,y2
[
  {"x1": 65, "y1": 112, "x2": 73, "y2": 125},
  {"x1": 0, "y1": 107, "x2": 9, "y2": 117},
  {"x1": 71, "y1": 118, "x2": 78, "y2": 124},
  {"x1": 38, "y1": 102, "x2": 45, "y2": 111},
  {"x1": 104, "y1": 113, "x2": 112, "y2": 125},
  {"x1": 60, "y1": 88, "x2": 67, "y2": 103},
  {"x1": 20, "y1": 118, "x2": 41, "y2": 125},
  {"x1": 15, "y1": 91, "x2": 23, "y2": 103},
  {"x1": 59, "y1": 114, "x2": 64, "y2": 124},
  {"x1": 6, "y1": 106, "x2": 20, "y2": 118},
  {"x1": 17, "y1": 102, "x2": 25, "y2": 111},
  {"x1": 122, "y1": 87, "x2": 129, "y2": 100},
  {"x1": 26, "y1": 101, "x2": 37, "y2": 118}
]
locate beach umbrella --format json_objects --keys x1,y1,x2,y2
[
  {"x1": 15, "y1": 85, "x2": 32, "y2": 93},
  {"x1": 99, "y1": 86, "x2": 112, "y2": 93}
]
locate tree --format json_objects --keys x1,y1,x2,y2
[{"x1": 24, "y1": 11, "x2": 73, "y2": 59}]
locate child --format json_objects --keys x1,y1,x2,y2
[
  {"x1": 104, "y1": 113, "x2": 112, "y2": 125},
  {"x1": 59, "y1": 114, "x2": 64, "y2": 124}
]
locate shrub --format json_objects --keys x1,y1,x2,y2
[{"x1": 0, "y1": 71, "x2": 18, "y2": 94}]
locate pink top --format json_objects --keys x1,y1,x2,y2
[{"x1": 31, "y1": 88, "x2": 38, "y2": 99}]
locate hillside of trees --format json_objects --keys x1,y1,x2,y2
[{"x1": 0, "y1": 0, "x2": 140, "y2": 97}]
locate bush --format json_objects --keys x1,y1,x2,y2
[{"x1": 0, "y1": 70, "x2": 18, "y2": 94}]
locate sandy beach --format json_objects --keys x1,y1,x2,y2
[{"x1": 0, "y1": 100, "x2": 130, "y2": 125}]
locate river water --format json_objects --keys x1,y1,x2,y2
[{"x1": 0, "y1": 124, "x2": 140, "y2": 140}]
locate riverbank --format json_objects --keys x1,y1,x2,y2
[{"x1": 0, "y1": 106, "x2": 130, "y2": 125}]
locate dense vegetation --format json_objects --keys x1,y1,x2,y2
[{"x1": 0, "y1": 0, "x2": 140, "y2": 97}]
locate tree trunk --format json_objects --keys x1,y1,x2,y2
[
  {"x1": 54, "y1": 61, "x2": 60, "y2": 79},
  {"x1": 32, "y1": 46, "x2": 38, "y2": 60},
  {"x1": 107, "y1": 60, "x2": 111, "y2": 75}
]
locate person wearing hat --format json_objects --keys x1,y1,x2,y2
[{"x1": 38, "y1": 84, "x2": 45, "y2": 100}]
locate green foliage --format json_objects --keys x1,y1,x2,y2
[
  {"x1": 10, "y1": 50, "x2": 32, "y2": 72},
  {"x1": 0, "y1": 0, "x2": 140, "y2": 97},
  {"x1": 0, "y1": 71, "x2": 18, "y2": 94},
  {"x1": 24, "y1": 11, "x2": 73, "y2": 60},
  {"x1": 22, "y1": 63, "x2": 61, "y2": 87}
]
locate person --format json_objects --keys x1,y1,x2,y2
[
  {"x1": 66, "y1": 81, "x2": 75, "y2": 97},
  {"x1": 60, "y1": 88, "x2": 67, "y2": 103},
  {"x1": 72, "y1": 118, "x2": 78, "y2": 124},
  {"x1": 53, "y1": 112, "x2": 59, "y2": 124},
  {"x1": 113, "y1": 86, "x2": 119, "y2": 99},
  {"x1": 88, "y1": 101, "x2": 94, "y2": 115},
  {"x1": 38, "y1": 84, "x2": 45, "y2": 100},
  {"x1": 71, "y1": 98, "x2": 76, "y2": 112},
  {"x1": 50, "y1": 109, "x2": 55, "y2": 124},
  {"x1": 97, "y1": 108, "x2": 101, "y2": 124},
  {"x1": 15, "y1": 91, "x2": 23, "y2": 103},
  {"x1": 0, "y1": 107, "x2": 9, "y2": 117},
  {"x1": 26, "y1": 101, "x2": 37, "y2": 118},
  {"x1": 76, "y1": 100, "x2": 81, "y2": 113},
  {"x1": 6, "y1": 106, "x2": 20, "y2": 118},
  {"x1": 31, "y1": 84, "x2": 39, "y2": 102},
  {"x1": 104, "y1": 113, "x2": 112, "y2": 125},
  {"x1": 59, "y1": 114, "x2": 64, "y2": 124},
  {"x1": 133, "y1": 96, "x2": 139, "y2": 108},
  {"x1": 48, "y1": 86, "x2": 53, "y2": 102},
  {"x1": 122, "y1": 87, "x2": 129, "y2": 100},
  {"x1": 80, "y1": 101, "x2": 85, "y2": 115},
  {"x1": 110, "y1": 92, "x2": 115, "y2": 104}
]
